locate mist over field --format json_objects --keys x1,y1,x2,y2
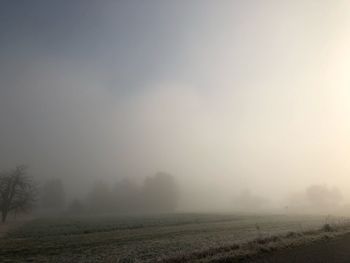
[{"x1": 1, "y1": 0, "x2": 350, "y2": 215}]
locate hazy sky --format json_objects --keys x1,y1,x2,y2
[{"x1": 1, "y1": 1, "x2": 350, "y2": 210}]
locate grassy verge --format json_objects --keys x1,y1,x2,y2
[{"x1": 161, "y1": 223, "x2": 350, "y2": 263}]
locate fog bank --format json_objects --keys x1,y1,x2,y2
[{"x1": 1, "y1": 1, "x2": 350, "y2": 213}]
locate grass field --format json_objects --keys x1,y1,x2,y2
[{"x1": 0, "y1": 213, "x2": 337, "y2": 262}]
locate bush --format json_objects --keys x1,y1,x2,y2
[{"x1": 322, "y1": 223, "x2": 333, "y2": 232}]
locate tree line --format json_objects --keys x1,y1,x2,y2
[{"x1": 0, "y1": 166, "x2": 179, "y2": 222}]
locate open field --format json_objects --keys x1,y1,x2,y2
[{"x1": 0, "y1": 213, "x2": 343, "y2": 262}]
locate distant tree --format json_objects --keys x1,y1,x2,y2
[
  {"x1": 287, "y1": 184, "x2": 343, "y2": 214},
  {"x1": 306, "y1": 185, "x2": 342, "y2": 210},
  {"x1": 113, "y1": 178, "x2": 141, "y2": 214},
  {"x1": 67, "y1": 198, "x2": 85, "y2": 215},
  {"x1": 0, "y1": 166, "x2": 37, "y2": 223},
  {"x1": 142, "y1": 172, "x2": 179, "y2": 213},
  {"x1": 232, "y1": 189, "x2": 268, "y2": 213},
  {"x1": 85, "y1": 174, "x2": 179, "y2": 215},
  {"x1": 41, "y1": 178, "x2": 65, "y2": 212},
  {"x1": 87, "y1": 180, "x2": 113, "y2": 213}
]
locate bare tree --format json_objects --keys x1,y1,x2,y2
[{"x1": 0, "y1": 165, "x2": 36, "y2": 223}]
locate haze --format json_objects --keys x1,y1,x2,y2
[{"x1": 1, "y1": 0, "x2": 350, "y2": 213}]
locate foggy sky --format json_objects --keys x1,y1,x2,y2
[{"x1": 1, "y1": 0, "x2": 350, "y2": 211}]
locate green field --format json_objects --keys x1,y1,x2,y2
[{"x1": 0, "y1": 213, "x2": 332, "y2": 262}]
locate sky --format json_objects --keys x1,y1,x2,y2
[{"x1": 1, "y1": 0, "x2": 350, "y2": 211}]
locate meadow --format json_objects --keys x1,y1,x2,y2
[{"x1": 0, "y1": 213, "x2": 337, "y2": 262}]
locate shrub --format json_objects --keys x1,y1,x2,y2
[{"x1": 322, "y1": 223, "x2": 333, "y2": 232}]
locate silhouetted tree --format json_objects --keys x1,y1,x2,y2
[
  {"x1": 87, "y1": 180, "x2": 113, "y2": 213},
  {"x1": 232, "y1": 189, "x2": 268, "y2": 212},
  {"x1": 67, "y1": 198, "x2": 85, "y2": 214},
  {"x1": 306, "y1": 185, "x2": 342, "y2": 210},
  {"x1": 41, "y1": 178, "x2": 65, "y2": 212},
  {"x1": 84, "y1": 173, "x2": 179, "y2": 215},
  {"x1": 142, "y1": 172, "x2": 179, "y2": 213},
  {"x1": 0, "y1": 166, "x2": 36, "y2": 223},
  {"x1": 113, "y1": 178, "x2": 141, "y2": 214},
  {"x1": 287, "y1": 184, "x2": 343, "y2": 214}
]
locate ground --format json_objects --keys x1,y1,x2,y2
[
  {"x1": 246, "y1": 233, "x2": 350, "y2": 263},
  {"x1": 0, "y1": 213, "x2": 347, "y2": 262}
]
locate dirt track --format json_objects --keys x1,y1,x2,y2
[{"x1": 247, "y1": 233, "x2": 350, "y2": 263}]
